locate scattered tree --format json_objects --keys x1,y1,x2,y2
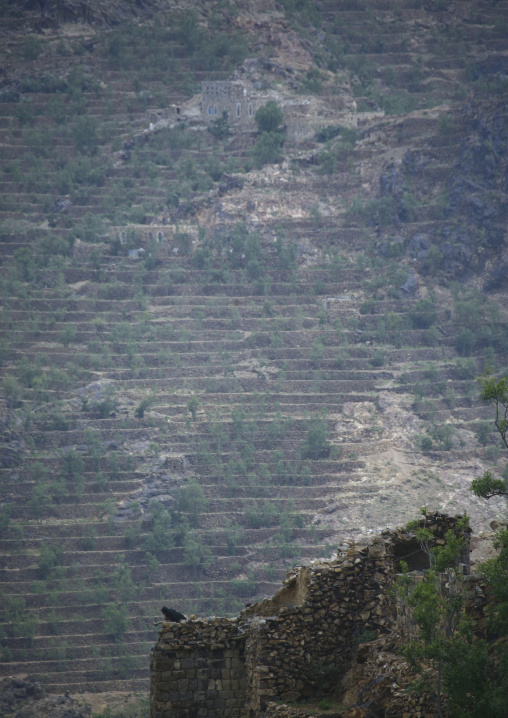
[
  {"x1": 470, "y1": 369, "x2": 508, "y2": 499},
  {"x1": 101, "y1": 604, "x2": 128, "y2": 643},
  {"x1": 254, "y1": 101, "x2": 284, "y2": 133},
  {"x1": 135, "y1": 394, "x2": 156, "y2": 418},
  {"x1": 301, "y1": 419, "x2": 331, "y2": 459},
  {"x1": 187, "y1": 395, "x2": 199, "y2": 421}
]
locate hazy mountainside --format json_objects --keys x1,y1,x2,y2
[{"x1": 0, "y1": 0, "x2": 507, "y2": 704}]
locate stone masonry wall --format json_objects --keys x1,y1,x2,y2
[
  {"x1": 150, "y1": 513, "x2": 470, "y2": 718},
  {"x1": 150, "y1": 618, "x2": 247, "y2": 718}
]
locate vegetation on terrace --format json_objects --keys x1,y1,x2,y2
[{"x1": 0, "y1": 0, "x2": 507, "y2": 700}]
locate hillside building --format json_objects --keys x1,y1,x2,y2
[{"x1": 201, "y1": 80, "x2": 258, "y2": 130}]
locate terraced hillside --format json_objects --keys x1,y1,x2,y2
[{"x1": 0, "y1": 0, "x2": 508, "y2": 702}]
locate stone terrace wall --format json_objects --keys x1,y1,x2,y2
[{"x1": 150, "y1": 513, "x2": 469, "y2": 718}]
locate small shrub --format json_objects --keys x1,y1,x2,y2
[
  {"x1": 420, "y1": 436, "x2": 434, "y2": 453},
  {"x1": 208, "y1": 110, "x2": 231, "y2": 139},
  {"x1": 187, "y1": 396, "x2": 199, "y2": 421},
  {"x1": 124, "y1": 522, "x2": 141, "y2": 549},
  {"x1": 360, "y1": 299, "x2": 376, "y2": 315},
  {"x1": 2, "y1": 376, "x2": 22, "y2": 407},
  {"x1": 474, "y1": 421, "x2": 494, "y2": 446},
  {"x1": 301, "y1": 420, "x2": 331, "y2": 459},
  {"x1": 101, "y1": 604, "x2": 128, "y2": 643},
  {"x1": 57, "y1": 325, "x2": 77, "y2": 347},
  {"x1": 455, "y1": 327, "x2": 475, "y2": 356},
  {"x1": 409, "y1": 297, "x2": 438, "y2": 329},
  {"x1": 22, "y1": 37, "x2": 43, "y2": 61},
  {"x1": 253, "y1": 131, "x2": 284, "y2": 167},
  {"x1": 82, "y1": 526, "x2": 97, "y2": 551},
  {"x1": 370, "y1": 350, "x2": 385, "y2": 367},
  {"x1": 135, "y1": 395, "x2": 156, "y2": 418},
  {"x1": 71, "y1": 115, "x2": 98, "y2": 155},
  {"x1": 38, "y1": 544, "x2": 63, "y2": 579}
]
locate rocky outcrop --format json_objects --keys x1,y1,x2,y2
[{"x1": 0, "y1": 676, "x2": 91, "y2": 718}]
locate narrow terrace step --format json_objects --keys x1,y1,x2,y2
[
  {"x1": 0, "y1": 656, "x2": 150, "y2": 674},
  {"x1": 1, "y1": 667, "x2": 150, "y2": 685},
  {"x1": 41, "y1": 678, "x2": 149, "y2": 693}
]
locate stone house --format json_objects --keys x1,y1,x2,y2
[{"x1": 201, "y1": 81, "x2": 257, "y2": 130}]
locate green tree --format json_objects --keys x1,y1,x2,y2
[
  {"x1": 252, "y1": 131, "x2": 284, "y2": 167},
  {"x1": 176, "y1": 480, "x2": 207, "y2": 526},
  {"x1": 111, "y1": 561, "x2": 137, "y2": 602},
  {"x1": 301, "y1": 418, "x2": 331, "y2": 459},
  {"x1": 5, "y1": 597, "x2": 38, "y2": 644},
  {"x1": 82, "y1": 525, "x2": 97, "y2": 551},
  {"x1": 22, "y1": 37, "x2": 43, "y2": 61},
  {"x1": 0, "y1": 505, "x2": 10, "y2": 537},
  {"x1": 253, "y1": 101, "x2": 285, "y2": 167},
  {"x1": 62, "y1": 450, "x2": 84, "y2": 478},
  {"x1": 13, "y1": 247, "x2": 36, "y2": 282},
  {"x1": 84, "y1": 427, "x2": 103, "y2": 470},
  {"x1": 58, "y1": 324, "x2": 77, "y2": 347},
  {"x1": 2, "y1": 376, "x2": 22, "y2": 407},
  {"x1": 470, "y1": 370, "x2": 508, "y2": 499},
  {"x1": 101, "y1": 604, "x2": 128, "y2": 643},
  {"x1": 28, "y1": 481, "x2": 54, "y2": 520},
  {"x1": 143, "y1": 502, "x2": 174, "y2": 557},
  {"x1": 38, "y1": 543, "x2": 63, "y2": 579},
  {"x1": 254, "y1": 101, "x2": 284, "y2": 133},
  {"x1": 135, "y1": 394, "x2": 156, "y2": 418},
  {"x1": 71, "y1": 115, "x2": 98, "y2": 155},
  {"x1": 208, "y1": 110, "x2": 231, "y2": 139},
  {"x1": 395, "y1": 514, "x2": 472, "y2": 718},
  {"x1": 187, "y1": 396, "x2": 199, "y2": 421},
  {"x1": 183, "y1": 534, "x2": 212, "y2": 577}
]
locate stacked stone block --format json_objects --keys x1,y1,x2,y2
[{"x1": 150, "y1": 618, "x2": 247, "y2": 718}]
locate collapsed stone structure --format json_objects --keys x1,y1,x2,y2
[{"x1": 150, "y1": 512, "x2": 477, "y2": 718}]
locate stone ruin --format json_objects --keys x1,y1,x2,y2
[{"x1": 150, "y1": 512, "x2": 489, "y2": 718}]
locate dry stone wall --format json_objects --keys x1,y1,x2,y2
[
  {"x1": 150, "y1": 618, "x2": 247, "y2": 718},
  {"x1": 150, "y1": 513, "x2": 470, "y2": 718}
]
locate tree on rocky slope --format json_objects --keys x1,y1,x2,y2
[
  {"x1": 468, "y1": 369, "x2": 508, "y2": 715},
  {"x1": 470, "y1": 369, "x2": 508, "y2": 500}
]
